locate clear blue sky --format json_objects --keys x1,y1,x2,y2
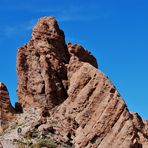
[{"x1": 0, "y1": 0, "x2": 148, "y2": 119}]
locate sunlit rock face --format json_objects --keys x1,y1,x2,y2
[{"x1": 0, "y1": 17, "x2": 147, "y2": 148}]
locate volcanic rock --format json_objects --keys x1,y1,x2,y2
[
  {"x1": 0, "y1": 83, "x2": 15, "y2": 132},
  {"x1": 0, "y1": 16, "x2": 148, "y2": 148},
  {"x1": 53, "y1": 63, "x2": 148, "y2": 147},
  {"x1": 17, "y1": 16, "x2": 97, "y2": 109}
]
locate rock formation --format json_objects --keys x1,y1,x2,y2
[
  {"x1": 0, "y1": 16, "x2": 148, "y2": 148},
  {"x1": 52, "y1": 63, "x2": 148, "y2": 147},
  {"x1": 17, "y1": 17, "x2": 97, "y2": 110},
  {"x1": 17, "y1": 17, "x2": 69, "y2": 109},
  {"x1": 0, "y1": 83, "x2": 15, "y2": 132}
]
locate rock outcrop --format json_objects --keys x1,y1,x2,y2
[
  {"x1": 0, "y1": 83, "x2": 15, "y2": 132},
  {"x1": 17, "y1": 17, "x2": 69, "y2": 109},
  {"x1": 53, "y1": 63, "x2": 148, "y2": 147},
  {"x1": 17, "y1": 17, "x2": 97, "y2": 109},
  {"x1": 0, "y1": 16, "x2": 148, "y2": 148}
]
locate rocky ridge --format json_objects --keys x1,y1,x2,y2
[{"x1": 0, "y1": 16, "x2": 148, "y2": 148}]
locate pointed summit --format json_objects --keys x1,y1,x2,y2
[
  {"x1": 32, "y1": 16, "x2": 65, "y2": 42},
  {"x1": 0, "y1": 82, "x2": 7, "y2": 91},
  {"x1": 17, "y1": 17, "x2": 69, "y2": 109},
  {"x1": 17, "y1": 16, "x2": 97, "y2": 109}
]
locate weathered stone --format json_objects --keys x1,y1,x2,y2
[
  {"x1": 16, "y1": 16, "x2": 148, "y2": 148},
  {"x1": 0, "y1": 82, "x2": 15, "y2": 132},
  {"x1": 0, "y1": 16, "x2": 148, "y2": 148},
  {"x1": 17, "y1": 17, "x2": 98, "y2": 110},
  {"x1": 17, "y1": 17, "x2": 70, "y2": 109}
]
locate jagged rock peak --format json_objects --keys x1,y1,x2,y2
[
  {"x1": 17, "y1": 16, "x2": 97, "y2": 109},
  {"x1": 0, "y1": 82, "x2": 8, "y2": 91},
  {"x1": 32, "y1": 16, "x2": 65, "y2": 42},
  {"x1": 0, "y1": 16, "x2": 148, "y2": 148}
]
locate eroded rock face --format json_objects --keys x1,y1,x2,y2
[
  {"x1": 0, "y1": 16, "x2": 147, "y2": 148},
  {"x1": 0, "y1": 83, "x2": 15, "y2": 132},
  {"x1": 17, "y1": 17, "x2": 70, "y2": 108},
  {"x1": 17, "y1": 16, "x2": 98, "y2": 109}
]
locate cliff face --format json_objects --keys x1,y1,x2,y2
[{"x1": 0, "y1": 17, "x2": 148, "y2": 148}]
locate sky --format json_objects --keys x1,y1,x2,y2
[{"x1": 0, "y1": 0, "x2": 148, "y2": 119}]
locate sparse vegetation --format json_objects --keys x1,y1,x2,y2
[
  {"x1": 13, "y1": 139, "x2": 28, "y2": 148},
  {"x1": 24, "y1": 131, "x2": 32, "y2": 140},
  {"x1": 14, "y1": 137, "x2": 56, "y2": 148},
  {"x1": 24, "y1": 128, "x2": 38, "y2": 140},
  {"x1": 31, "y1": 139, "x2": 56, "y2": 148},
  {"x1": 14, "y1": 127, "x2": 57, "y2": 148}
]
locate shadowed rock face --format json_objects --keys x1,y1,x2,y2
[
  {"x1": 0, "y1": 17, "x2": 148, "y2": 147},
  {"x1": 0, "y1": 83, "x2": 15, "y2": 132}
]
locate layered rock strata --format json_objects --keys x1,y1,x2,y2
[{"x1": 53, "y1": 63, "x2": 148, "y2": 147}]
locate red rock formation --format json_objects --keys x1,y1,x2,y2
[
  {"x1": 17, "y1": 16, "x2": 97, "y2": 109},
  {"x1": 17, "y1": 17, "x2": 70, "y2": 109},
  {"x1": 0, "y1": 82, "x2": 15, "y2": 132},
  {"x1": 1, "y1": 16, "x2": 147, "y2": 147},
  {"x1": 53, "y1": 63, "x2": 148, "y2": 147}
]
